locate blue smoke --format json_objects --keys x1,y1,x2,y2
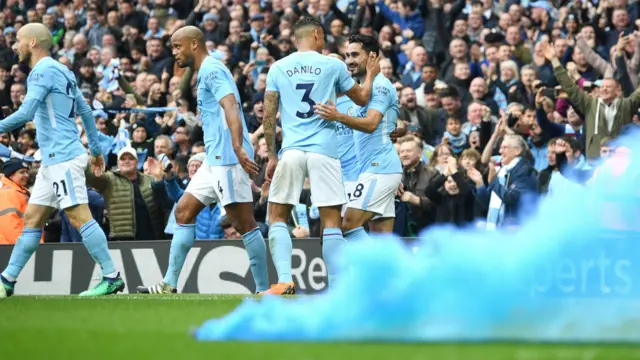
[{"x1": 194, "y1": 130, "x2": 640, "y2": 343}]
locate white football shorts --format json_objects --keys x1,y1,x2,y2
[
  {"x1": 346, "y1": 172, "x2": 402, "y2": 219},
  {"x1": 186, "y1": 163, "x2": 253, "y2": 207},
  {"x1": 269, "y1": 149, "x2": 346, "y2": 207},
  {"x1": 30, "y1": 153, "x2": 89, "y2": 210}
]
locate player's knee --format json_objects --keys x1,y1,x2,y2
[
  {"x1": 174, "y1": 204, "x2": 197, "y2": 225},
  {"x1": 267, "y1": 203, "x2": 289, "y2": 224},
  {"x1": 23, "y1": 215, "x2": 46, "y2": 229},
  {"x1": 64, "y1": 205, "x2": 93, "y2": 230},
  {"x1": 228, "y1": 206, "x2": 257, "y2": 234},
  {"x1": 23, "y1": 205, "x2": 52, "y2": 229}
]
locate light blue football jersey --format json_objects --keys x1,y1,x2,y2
[
  {"x1": 353, "y1": 74, "x2": 402, "y2": 175},
  {"x1": 15, "y1": 57, "x2": 94, "y2": 166},
  {"x1": 266, "y1": 51, "x2": 356, "y2": 159},
  {"x1": 335, "y1": 95, "x2": 359, "y2": 182},
  {"x1": 197, "y1": 56, "x2": 254, "y2": 166}
]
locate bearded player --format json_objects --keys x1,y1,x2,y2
[
  {"x1": 136, "y1": 26, "x2": 270, "y2": 294},
  {"x1": 0, "y1": 23, "x2": 123, "y2": 298}
]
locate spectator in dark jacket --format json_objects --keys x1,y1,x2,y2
[
  {"x1": 424, "y1": 158, "x2": 476, "y2": 227},
  {"x1": 397, "y1": 135, "x2": 439, "y2": 235},
  {"x1": 469, "y1": 134, "x2": 538, "y2": 229}
]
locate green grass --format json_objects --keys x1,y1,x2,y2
[{"x1": 1, "y1": 295, "x2": 639, "y2": 359}]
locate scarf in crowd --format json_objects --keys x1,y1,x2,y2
[
  {"x1": 100, "y1": 59, "x2": 120, "y2": 92},
  {"x1": 486, "y1": 157, "x2": 521, "y2": 230},
  {"x1": 105, "y1": 107, "x2": 177, "y2": 115},
  {"x1": 444, "y1": 131, "x2": 467, "y2": 154}
]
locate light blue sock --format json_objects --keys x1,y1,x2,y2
[
  {"x1": 242, "y1": 227, "x2": 270, "y2": 292},
  {"x1": 2, "y1": 228, "x2": 42, "y2": 282},
  {"x1": 268, "y1": 222, "x2": 292, "y2": 283},
  {"x1": 80, "y1": 220, "x2": 116, "y2": 278},
  {"x1": 163, "y1": 223, "x2": 195, "y2": 288},
  {"x1": 322, "y1": 228, "x2": 345, "y2": 288},
  {"x1": 344, "y1": 227, "x2": 371, "y2": 242}
]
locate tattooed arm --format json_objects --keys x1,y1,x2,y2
[{"x1": 263, "y1": 90, "x2": 280, "y2": 159}]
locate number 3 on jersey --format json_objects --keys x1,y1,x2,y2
[{"x1": 295, "y1": 83, "x2": 315, "y2": 119}]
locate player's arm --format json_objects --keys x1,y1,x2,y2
[
  {"x1": 75, "y1": 86, "x2": 102, "y2": 157},
  {"x1": 263, "y1": 67, "x2": 280, "y2": 160},
  {"x1": 263, "y1": 90, "x2": 280, "y2": 159},
  {"x1": 0, "y1": 68, "x2": 53, "y2": 133},
  {"x1": 344, "y1": 78, "x2": 374, "y2": 107},
  {"x1": 207, "y1": 68, "x2": 244, "y2": 152},
  {"x1": 316, "y1": 82, "x2": 388, "y2": 133},
  {"x1": 335, "y1": 108, "x2": 383, "y2": 133},
  {"x1": 0, "y1": 97, "x2": 39, "y2": 133},
  {"x1": 219, "y1": 94, "x2": 244, "y2": 152},
  {"x1": 0, "y1": 75, "x2": 50, "y2": 134}
]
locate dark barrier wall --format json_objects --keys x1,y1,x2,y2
[
  {"x1": 1, "y1": 234, "x2": 639, "y2": 297},
  {"x1": 0, "y1": 239, "x2": 333, "y2": 295}
]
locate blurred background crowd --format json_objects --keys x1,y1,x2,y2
[{"x1": 0, "y1": 0, "x2": 638, "y2": 243}]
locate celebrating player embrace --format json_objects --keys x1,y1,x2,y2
[
  {"x1": 314, "y1": 35, "x2": 402, "y2": 241},
  {"x1": 262, "y1": 18, "x2": 380, "y2": 293}
]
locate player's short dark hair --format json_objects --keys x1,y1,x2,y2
[
  {"x1": 293, "y1": 17, "x2": 322, "y2": 36},
  {"x1": 347, "y1": 34, "x2": 380, "y2": 56}
]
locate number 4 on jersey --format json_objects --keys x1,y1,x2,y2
[{"x1": 295, "y1": 83, "x2": 315, "y2": 119}]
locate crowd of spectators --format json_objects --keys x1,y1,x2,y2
[{"x1": 0, "y1": 0, "x2": 638, "y2": 243}]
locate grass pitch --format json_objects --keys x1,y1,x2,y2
[{"x1": 0, "y1": 295, "x2": 638, "y2": 360}]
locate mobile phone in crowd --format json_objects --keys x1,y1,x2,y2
[
  {"x1": 540, "y1": 88, "x2": 558, "y2": 101},
  {"x1": 157, "y1": 154, "x2": 173, "y2": 173}
]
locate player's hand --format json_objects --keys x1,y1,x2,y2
[
  {"x1": 265, "y1": 156, "x2": 278, "y2": 183},
  {"x1": 396, "y1": 182, "x2": 404, "y2": 196},
  {"x1": 314, "y1": 100, "x2": 340, "y2": 121},
  {"x1": 235, "y1": 148, "x2": 260, "y2": 175},
  {"x1": 366, "y1": 51, "x2": 381, "y2": 78},
  {"x1": 91, "y1": 155, "x2": 106, "y2": 177}
]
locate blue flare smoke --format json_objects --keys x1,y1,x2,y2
[{"x1": 195, "y1": 130, "x2": 640, "y2": 343}]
